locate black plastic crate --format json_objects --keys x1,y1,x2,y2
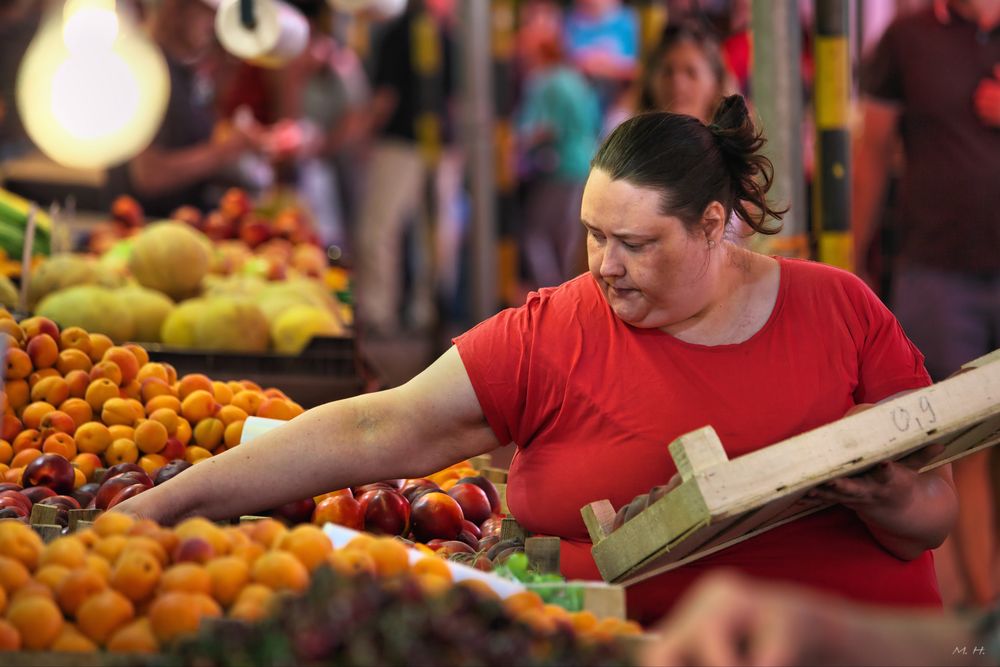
[{"x1": 143, "y1": 336, "x2": 374, "y2": 408}]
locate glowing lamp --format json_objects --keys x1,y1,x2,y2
[{"x1": 16, "y1": 0, "x2": 170, "y2": 169}]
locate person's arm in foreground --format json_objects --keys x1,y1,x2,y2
[
  {"x1": 641, "y1": 571, "x2": 985, "y2": 667},
  {"x1": 814, "y1": 399, "x2": 958, "y2": 561},
  {"x1": 112, "y1": 347, "x2": 500, "y2": 524}
]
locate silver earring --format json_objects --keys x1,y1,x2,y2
[{"x1": 707, "y1": 239, "x2": 716, "y2": 249}]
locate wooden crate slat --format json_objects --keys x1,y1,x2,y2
[
  {"x1": 583, "y1": 352, "x2": 1000, "y2": 584},
  {"x1": 699, "y1": 362, "x2": 1000, "y2": 520},
  {"x1": 589, "y1": 480, "x2": 711, "y2": 583}
]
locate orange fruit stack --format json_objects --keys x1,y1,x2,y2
[{"x1": 0, "y1": 313, "x2": 305, "y2": 488}]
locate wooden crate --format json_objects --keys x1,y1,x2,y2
[{"x1": 582, "y1": 350, "x2": 1000, "y2": 585}]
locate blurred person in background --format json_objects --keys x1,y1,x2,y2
[
  {"x1": 111, "y1": 0, "x2": 267, "y2": 217},
  {"x1": 638, "y1": 22, "x2": 733, "y2": 123},
  {"x1": 354, "y1": 0, "x2": 462, "y2": 336},
  {"x1": 564, "y1": 0, "x2": 639, "y2": 133},
  {"x1": 640, "y1": 570, "x2": 993, "y2": 667},
  {"x1": 515, "y1": 0, "x2": 602, "y2": 290},
  {"x1": 853, "y1": 0, "x2": 1000, "y2": 607},
  {"x1": 264, "y1": 0, "x2": 372, "y2": 253}
]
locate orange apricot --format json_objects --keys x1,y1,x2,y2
[{"x1": 56, "y1": 349, "x2": 92, "y2": 375}]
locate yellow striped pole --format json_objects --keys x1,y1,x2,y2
[{"x1": 813, "y1": 0, "x2": 852, "y2": 270}]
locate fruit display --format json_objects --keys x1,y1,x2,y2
[
  {"x1": 88, "y1": 191, "x2": 319, "y2": 256},
  {"x1": 0, "y1": 314, "x2": 308, "y2": 514},
  {"x1": 28, "y1": 221, "x2": 349, "y2": 352},
  {"x1": 0, "y1": 514, "x2": 640, "y2": 656},
  {"x1": 304, "y1": 462, "x2": 514, "y2": 571},
  {"x1": 171, "y1": 557, "x2": 632, "y2": 667}
]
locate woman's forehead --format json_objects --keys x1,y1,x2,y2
[{"x1": 581, "y1": 172, "x2": 681, "y2": 233}]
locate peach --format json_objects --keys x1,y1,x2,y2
[
  {"x1": 134, "y1": 420, "x2": 168, "y2": 455},
  {"x1": 38, "y1": 410, "x2": 75, "y2": 439},
  {"x1": 42, "y1": 433, "x2": 76, "y2": 459},
  {"x1": 162, "y1": 363, "x2": 178, "y2": 385},
  {"x1": 211, "y1": 382, "x2": 232, "y2": 406},
  {"x1": 181, "y1": 390, "x2": 219, "y2": 423},
  {"x1": 85, "y1": 379, "x2": 119, "y2": 412},
  {"x1": 0, "y1": 319, "x2": 26, "y2": 346},
  {"x1": 5, "y1": 379, "x2": 29, "y2": 411},
  {"x1": 226, "y1": 381, "x2": 244, "y2": 396},
  {"x1": 230, "y1": 391, "x2": 264, "y2": 416},
  {"x1": 138, "y1": 454, "x2": 167, "y2": 477},
  {"x1": 59, "y1": 327, "x2": 92, "y2": 356},
  {"x1": 0, "y1": 307, "x2": 12, "y2": 321},
  {"x1": 125, "y1": 399, "x2": 145, "y2": 419},
  {"x1": 148, "y1": 408, "x2": 179, "y2": 435},
  {"x1": 256, "y1": 398, "x2": 298, "y2": 421},
  {"x1": 144, "y1": 395, "x2": 181, "y2": 416},
  {"x1": 105, "y1": 439, "x2": 138, "y2": 465},
  {"x1": 218, "y1": 406, "x2": 248, "y2": 429},
  {"x1": 26, "y1": 334, "x2": 58, "y2": 369},
  {"x1": 89, "y1": 360, "x2": 123, "y2": 386},
  {"x1": 75, "y1": 423, "x2": 112, "y2": 455},
  {"x1": 103, "y1": 348, "x2": 139, "y2": 384},
  {"x1": 21, "y1": 401, "x2": 55, "y2": 430},
  {"x1": 20, "y1": 317, "x2": 59, "y2": 341},
  {"x1": 193, "y1": 418, "x2": 223, "y2": 450},
  {"x1": 161, "y1": 438, "x2": 185, "y2": 461},
  {"x1": 27, "y1": 368, "x2": 59, "y2": 388},
  {"x1": 63, "y1": 370, "x2": 90, "y2": 399},
  {"x1": 174, "y1": 419, "x2": 191, "y2": 446},
  {"x1": 123, "y1": 344, "x2": 149, "y2": 368},
  {"x1": 140, "y1": 378, "x2": 174, "y2": 403},
  {"x1": 12, "y1": 429, "x2": 42, "y2": 454},
  {"x1": 5, "y1": 348, "x2": 32, "y2": 381},
  {"x1": 10, "y1": 447, "x2": 42, "y2": 470},
  {"x1": 31, "y1": 376, "x2": 69, "y2": 406},
  {"x1": 1, "y1": 414, "x2": 23, "y2": 442},
  {"x1": 87, "y1": 334, "x2": 113, "y2": 364},
  {"x1": 178, "y1": 374, "x2": 213, "y2": 400},
  {"x1": 239, "y1": 380, "x2": 263, "y2": 393},
  {"x1": 72, "y1": 453, "x2": 102, "y2": 481},
  {"x1": 120, "y1": 380, "x2": 142, "y2": 402},
  {"x1": 172, "y1": 537, "x2": 215, "y2": 564},
  {"x1": 223, "y1": 420, "x2": 244, "y2": 448},
  {"x1": 102, "y1": 398, "x2": 142, "y2": 427},
  {"x1": 262, "y1": 388, "x2": 288, "y2": 400},
  {"x1": 56, "y1": 349, "x2": 92, "y2": 375},
  {"x1": 59, "y1": 399, "x2": 92, "y2": 429},
  {"x1": 107, "y1": 425, "x2": 133, "y2": 443},
  {"x1": 136, "y1": 363, "x2": 168, "y2": 384},
  {"x1": 184, "y1": 446, "x2": 212, "y2": 465}
]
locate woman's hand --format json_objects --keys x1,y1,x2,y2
[
  {"x1": 808, "y1": 443, "x2": 945, "y2": 513},
  {"x1": 811, "y1": 402, "x2": 957, "y2": 560}
]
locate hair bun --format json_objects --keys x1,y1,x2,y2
[{"x1": 710, "y1": 94, "x2": 751, "y2": 132}]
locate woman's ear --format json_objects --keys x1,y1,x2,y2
[{"x1": 701, "y1": 201, "x2": 727, "y2": 243}]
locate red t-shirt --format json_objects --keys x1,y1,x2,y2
[{"x1": 454, "y1": 258, "x2": 939, "y2": 624}]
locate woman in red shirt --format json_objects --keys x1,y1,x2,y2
[{"x1": 116, "y1": 95, "x2": 956, "y2": 624}]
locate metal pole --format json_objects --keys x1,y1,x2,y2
[
  {"x1": 460, "y1": 0, "x2": 498, "y2": 323},
  {"x1": 750, "y1": 0, "x2": 806, "y2": 258},
  {"x1": 813, "y1": 0, "x2": 852, "y2": 269}
]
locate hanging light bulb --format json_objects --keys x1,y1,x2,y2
[{"x1": 16, "y1": 0, "x2": 170, "y2": 170}]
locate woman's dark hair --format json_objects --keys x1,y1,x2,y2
[
  {"x1": 590, "y1": 95, "x2": 786, "y2": 236},
  {"x1": 639, "y1": 22, "x2": 728, "y2": 113}
]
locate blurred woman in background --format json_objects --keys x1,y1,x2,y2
[{"x1": 639, "y1": 22, "x2": 733, "y2": 123}]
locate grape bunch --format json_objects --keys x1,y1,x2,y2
[{"x1": 167, "y1": 565, "x2": 630, "y2": 667}]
